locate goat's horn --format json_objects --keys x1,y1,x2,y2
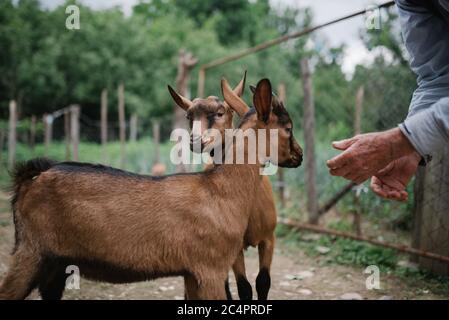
[
  {"x1": 221, "y1": 77, "x2": 250, "y2": 117},
  {"x1": 233, "y1": 70, "x2": 247, "y2": 97},
  {"x1": 167, "y1": 85, "x2": 193, "y2": 111},
  {"x1": 223, "y1": 71, "x2": 248, "y2": 116}
]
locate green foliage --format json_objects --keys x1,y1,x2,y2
[
  {"x1": 278, "y1": 230, "x2": 398, "y2": 271},
  {"x1": 332, "y1": 238, "x2": 398, "y2": 268},
  {"x1": 0, "y1": 0, "x2": 414, "y2": 142},
  {"x1": 0, "y1": 138, "x2": 175, "y2": 187},
  {"x1": 0, "y1": 0, "x2": 313, "y2": 134}
]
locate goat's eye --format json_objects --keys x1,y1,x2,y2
[
  {"x1": 185, "y1": 114, "x2": 192, "y2": 120},
  {"x1": 215, "y1": 112, "x2": 224, "y2": 118},
  {"x1": 285, "y1": 127, "x2": 292, "y2": 135}
]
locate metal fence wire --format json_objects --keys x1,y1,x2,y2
[{"x1": 193, "y1": 0, "x2": 449, "y2": 274}]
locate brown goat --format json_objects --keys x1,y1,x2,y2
[
  {"x1": 0, "y1": 78, "x2": 302, "y2": 300},
  {"x1": 170, "y1": 74, "x2": 293, "y2": 300}
]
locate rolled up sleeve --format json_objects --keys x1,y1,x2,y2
[
  {"x1": 395, "y1": 0, "x2": 449, "y2": 161},
  {"x1": 399, "y1": 97, "x2": 449, "y2": 160}
]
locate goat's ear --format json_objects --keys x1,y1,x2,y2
[
  {"x1": 233, "y1": 70, "x2": 247, "y2": 97},
  {"x1": 222, "y1": 77, "x2": 250, "y2": 117},
  {"x1": 253, "y1": 79, "x2": 272, "y2": 123},
  {"x1": 249, "y1": 85, "x2": 256, "y2": 94},
  {"x1": 167, "y1": 85, "x2": 193, "y2": 111}
]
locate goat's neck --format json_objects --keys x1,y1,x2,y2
[{"x1": 213, "y1": 127, "x2": 265, "y2": 184}]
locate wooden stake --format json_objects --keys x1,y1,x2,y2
[
  {"x1": 118, "y1": 83, "x2": 126, "y2": 169},
  {"x1": 8, "y1": 100, "x2": 17, "y2": 168},
  {"x1": 174, "y1": 49, "x2": 197, "y2": 173},
  {"x1": 153, "y1": 120, "x2": 161, "y2": 164},
  {"x1": 43, "y1": 113, "x2": 52, "y2": 156},
  {"x1": 101, "y1": 89, "x2": 108, "y2": 163},
  {"x1": 0, "y1": 128, "x2": 5, "y2": 162},
  {"x1": 301, "y1": 58, "x2": 318, "y2": 224},
  {"x1": 354, "y1": 86, "x2": 364, "y2": 136},
  {"x1": 352, "y1": 86, "x2": 364, "y2": 236},
  {"x1": 70, "y1": 105, "x2": 80, "y2": 161},
  {"x1": 411, "y1": 147, "x2": 449, "y2": 275},
  {"x1": 277, "y1": 83, "x2": 287, "y2": 208},
  {"x1": 130, "y1": 113, "x2": 138, "y2": 142},
  {"x1": 197, "y1": 67, "x2": 206, "y2": 99},
  {"x1": 64, "y1": 109, "x2": 71, "y2": 160},
  {"x1": 30, "y1": 115, "x2": 36, "y2": 152}
]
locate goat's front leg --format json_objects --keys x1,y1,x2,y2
[
  {"x1": 256, "y1": 234, "x2": 275, "y2": 300},
  {"x1": 232, "y1": 250, "x2": 252, "y2": 300}
]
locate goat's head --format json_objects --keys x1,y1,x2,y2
[
  {"x1": 222, "y1": 78, "x2": 303, "y2": 168},
  {"x1": 168, "y1": 72, "x2": 246, "y2": 153}
]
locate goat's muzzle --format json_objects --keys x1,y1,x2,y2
[{"x1": 281, "y1": 140, "x2": 303, "y2": 168}]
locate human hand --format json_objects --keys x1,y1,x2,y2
[
  {"x1": 327, "y1": 128, "x2": 416, "y2": 184},
  {"x1": 370, "y1": 152, "x2": 421, "y2": 201}
]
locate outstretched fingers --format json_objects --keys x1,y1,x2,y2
[{"x1": 370, "y1": 176, "x2": 408, "y2": 201}]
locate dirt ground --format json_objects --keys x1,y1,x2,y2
[{"x1": 0, "y1": 191, "x2": 447, "y2": 300}]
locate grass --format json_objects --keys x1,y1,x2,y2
[
  {"x1": 0, "y1": 138, "x2": 176, "y2": 187},
  {"x1": 276, "y1": 225, "x2": 449, "y2": 296}
]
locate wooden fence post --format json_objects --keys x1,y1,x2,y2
[
  {"x1": 277, "y1": 83, "x2": 287, "y2": 208},
  {"x1": 173, "y1": 49, "x2": 198, "y2": 173},
  {"x1": 352, "y1": 86, "x2": 364, "y2": 236},
  {"x1": 130, "y1": 113, "x2": 138, "y2": 142},
  {"x1": 0, "y1": 128, "x2": 5, "y2": 162},
  {"x1": 354, "y1": 86, "x2": 364, "y2": 135},
  {"x1": 118, "y1": 83, "x2": 126, "y2": 169},
  {"x1": 153, "y1": 120, "x2": 161, "y2": 164},
  {"x1": 101, "y1": 89, "x2": 108, "y2": 163},
  {"x1": 8, "y1": 100, "x2": 17, "y2": 168},
  {"x1": 412, "y1": 146, "x2": 449, "y2": 275},
  {"x1": 64, "y1": 109, "x2": 71, "y2": 160},
  {"x1": 300, "y1": 58, "x2": 318, "y2": 224},
  {"x1": 151, "y1": 120, "x2": 166, "y2": 176},
  {"x1": 70, "y1": 105, "x2": 80, "y2": 161},
  {"x1": 43, "y1": 113, "x2": 52, "y2": 156},
  {"x1": 198, "y1": 67, "x2": 206, "y2": 98},
  {"x1": 412, "y1": 167, "x2": 425, "y2": 263},
  {"x1": 30, "y1": 115, "x2": 36, "y2": 152}
]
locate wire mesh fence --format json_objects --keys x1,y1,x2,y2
[
  {"x1": 0, "y1": 0, "x2": 448, "y2": 274},
  {"x1": 190, "y1": 0, "x2": 449, "y2": 272}
]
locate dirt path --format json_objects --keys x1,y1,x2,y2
[{"x1": 0, "y1": 191, "x2": 446, "y2": 300}]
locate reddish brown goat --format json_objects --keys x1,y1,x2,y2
[
  {"x1": 0, "y1": 78, "x2": 302, "y2": 300},
  {"x1": 170, "y1": 74, "x2": 292, "y2": 300}
]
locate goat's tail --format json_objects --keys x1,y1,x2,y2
[
  {"x1": 10, "y1": 158, "x2": 56, "y2": 253},
  {"x1": 11, "y1": 158, "x2": 56, "y2": 192}
]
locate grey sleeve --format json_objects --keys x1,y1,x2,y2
[
  {"x1": 399, "y1": 98, "x2": 449, "y2": 160},
  {"x1": 395, "y1": 0, "x2": 449, "y2": 160}
]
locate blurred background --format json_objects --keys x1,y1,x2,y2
[{"x1": 1, "y1": 0, "x2": 448, "y2": 298}]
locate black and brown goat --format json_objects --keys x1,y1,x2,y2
[
  {"x1": 170, "y1": 74, "x2": 299, "y2": 300},
  {"x1": 0, "y1": 78, "x2": 302, "y2": 300}
]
